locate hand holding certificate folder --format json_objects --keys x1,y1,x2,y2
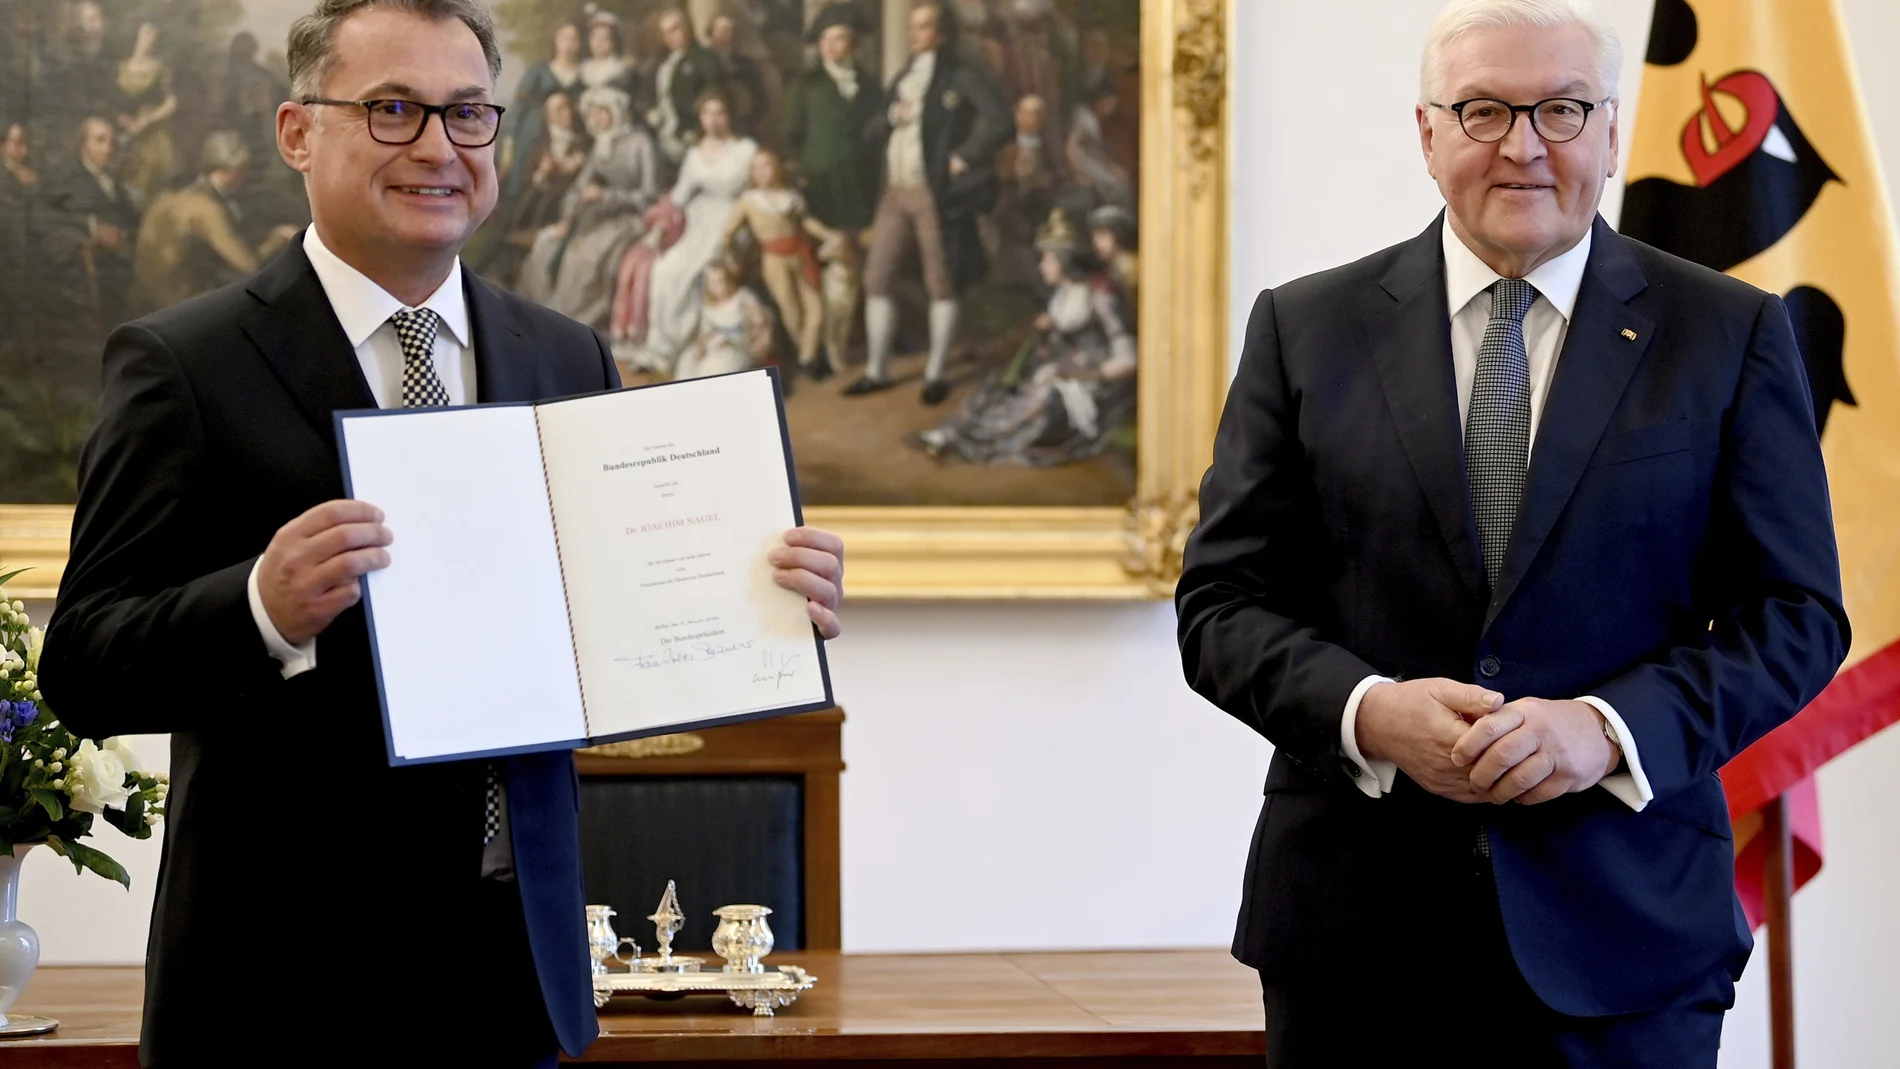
[{"x1": 335, "y1": 368, "x2": 835, "y2": 765}]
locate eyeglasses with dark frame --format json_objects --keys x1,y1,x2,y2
[
  {"x1": 1428, "y1": 97, "x2": 1608, "y2": 144},
  {"x1": 300, "y1": 98, "x2": 507, "y2": 148}
]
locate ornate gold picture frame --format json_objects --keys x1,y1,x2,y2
[{"x1": 0, "y1": 0, "x2": 1229, "y2": 601}]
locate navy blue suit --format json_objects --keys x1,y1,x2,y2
[
  {"x1": 41, "y1": 241, "x2": 611, "y2": 1065},
  {"x1": 1177, "y1": 217, "x2": 1846, "y2": 1048}
]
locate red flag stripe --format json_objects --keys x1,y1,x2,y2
[{"x1": 1722, "y1": 636, "x2": 1900, "y2": 819}]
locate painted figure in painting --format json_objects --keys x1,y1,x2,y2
[
  {"x1": 580, "y1": 10, "x2": 640, "y2": 98},
  {"x1": 645, "y1": 8, "x2": 727, "y2": 170},
  {"x1": 675, "y1": 258, "x2": 775, "y2": 379},
  {"x1": 501, "y1": 19, "x2": 586, "y2": 217},
  {"x1": 488, "y1": 88, "x2": 591, "y2": 283},
  {"x1": 914, "y1": 209, "x2": 1134, "y2": 465},
  {"x1": 991, "y1": 92, "x2": 1065, "y2": 286},
  {"x1": 1087, "y1": 202, "x2": 1137, "y2": 302},
  {"x1": 625, "y1": 90, "x2": 757, "y2": 373},
  {"x1": 780, "y1": 5, "x2": 879, "y2": 374},
  {"x1": 112, "y1": 21, "x2": 182, "y2": 210},
  {"x1": 0, "y1": 122, "x2": 39, "y2": 328},
  {"x1": 848, "y1": 0, "x2": 1009, "y2": 407},
  {"x1": 721, "y1": 148, "x2": 836, "y2": 379},
  {"x1": 132, "y1": 131, "x2": 300, "y2": 311},
  {"x1": 515, "y1": 85, "x2": 659, "y2": 327},
  {"x1": 707, "y1": 13, "x2": 771, "y2": 138},
  {"x1": 45, "y1": 116, "x2": 140, "y2": 334}
]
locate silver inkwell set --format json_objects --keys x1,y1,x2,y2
[{"x1": 585, "y1": 881, "x2": 816, "y2": 1016}]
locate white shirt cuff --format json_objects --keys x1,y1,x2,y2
[
  {"x1": 247, "y1": 560, "x2": 317, "y2": 679},
  {"x1": 1577, "y1": 695, "x2": 1652, "y2": 811},
  {"x1": 1341, "y1": 675, "x2": 1398, "y2": 798}
]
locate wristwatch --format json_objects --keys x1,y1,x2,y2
[{"x1": 1599, "y1": 715, "x2": 1626, "y2": 774}]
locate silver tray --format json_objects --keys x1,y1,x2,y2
[{"x1": 592, "y1": 963, "x2": 817, "y2": 1016}]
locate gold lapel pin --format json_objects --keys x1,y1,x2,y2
[{"x1": 1621, "y1": 328, "x2": 1638, "y2": 341}]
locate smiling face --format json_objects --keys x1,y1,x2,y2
[
  {"x1": 278, "y1": 8, "x2": 498, "y2": 276},
  {"x1": 1419, "y1": 22, "x2": 1617, "y2": 276}
]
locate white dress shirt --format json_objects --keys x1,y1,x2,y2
[
  {"x1": 1337, "y1": 218, "x2": 1655, "y2": 812},
  {"x1": 886, "y1": 49, "x2": 936, "y2": 189}
]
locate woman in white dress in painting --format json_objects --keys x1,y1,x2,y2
[{"x1": 624, "y1": 91, "x2": 758, "y2": 373}]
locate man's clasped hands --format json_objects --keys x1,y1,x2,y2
[{"x1": 1355, "y1": 678, "x2": 1621, "y2": 804}]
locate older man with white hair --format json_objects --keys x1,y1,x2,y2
[{"x1": 1177, "y1": 1, "x2": 1848, "y2": 1065}]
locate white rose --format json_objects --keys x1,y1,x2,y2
[
  {"x1": 67, "y1": 740, "x2": 132, "y2": 815},
  {"x1": 25, "y1": 627, "x2": 43, "y2": 673},
  {"x1": 104, "y1": 737, "x2": 146, "y2": 775}
]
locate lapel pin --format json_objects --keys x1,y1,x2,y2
[{"x1": 1620, "y1": 328, "x2": 1638, "y2": 341}]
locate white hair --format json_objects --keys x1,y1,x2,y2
[{"x1": 1420, "y1": 0, "x2": 1622, "y2": 105}]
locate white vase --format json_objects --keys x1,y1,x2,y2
[{"x1": 0, "y1": 845, "x2": 42, "y2": 1027}]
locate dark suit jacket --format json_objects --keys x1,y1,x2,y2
[
  {"x1": 40, "y1": 240, "x2": 619, "y2": 1063},
  {"x1": 866, "y1": 47, "x2": 1009, "y2": 291},
  {"x1": 1176, "y1": 216, "x2": 1848, "y2": 1017}
]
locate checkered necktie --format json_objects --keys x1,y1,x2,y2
[
  {"x1": 1466, "y1": 278, "x2": 1537, "y2": 589},
  {"x1": 390, "y1": 308, "x2": 498, "y2": 846},
  {"x1": 391, "y1": 308, "x2": 451, "y2": 408}
]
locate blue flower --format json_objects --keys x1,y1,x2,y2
[{"x1": 0, "y1": 699, "x2": 34, "y2": 742}]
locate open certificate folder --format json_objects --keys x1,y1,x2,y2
[{"x1": 335, "y1": 368, "x2": 833, "y2": 766}]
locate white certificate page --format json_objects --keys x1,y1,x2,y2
[
  {"x1": 339, "y1": 405, "x2": 589, "y2": 763},
  {"x1": 533, "y1": 370, "x2": 829, "y2": 736}
]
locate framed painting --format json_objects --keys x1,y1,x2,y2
[{"x1": 0, "y1": 0, "x2": 1229, "y2": 600}]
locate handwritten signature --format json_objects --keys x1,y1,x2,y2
[
  {"x1": 620, "y1": 638, "x2": 757, "y2": 669},
  {"x1": 750, "y1": 650, "x2": 804, "y2": 690}
]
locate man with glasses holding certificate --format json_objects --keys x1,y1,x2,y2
[
  {"x1": 40, "y1": 1, "x2": 843, "y2": 1065},
  {"x1": 1177, "y1": 1, "x2": 1845, "y2": 1065}
]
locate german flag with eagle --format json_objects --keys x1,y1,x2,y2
[{"x1": 1621, "y1": 0, "x2": 1900, "y2": 926}]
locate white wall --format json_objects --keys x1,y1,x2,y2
[
  {"x1": 14, "y1": 1, "x2": 1900, "y2": 1066},
  {"x1": 1231, "y1": 2, "x2": 1900, "y2": 1067}
]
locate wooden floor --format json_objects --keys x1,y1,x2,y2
[{"x1": 2, "y1": 950, "x2": 1266, "y2": 1067}]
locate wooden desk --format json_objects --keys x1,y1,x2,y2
[{"x1": 2, "y1": 951, "x2": 1265, "y2": 1067}]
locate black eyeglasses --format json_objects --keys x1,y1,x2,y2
[
  {"x1": 300, "y1": 98, "x2": 507, "y2": 147},
  {"x1": 1429, "y1": 97, "x2": 1607, "y2": 144}
]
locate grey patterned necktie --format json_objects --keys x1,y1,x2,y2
[
  {"x1": 390, "y1": 308, "x2": 451, "y2": 408},
  {"x1": 390, "y1": 308, "x2": 498, "y2": 846},
  {"x1": 1466, "y1": 278, "x2": 1537, "y2": 589}
]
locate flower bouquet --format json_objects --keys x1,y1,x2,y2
[{"x1": 0, "y1": 570, "x2": 166, "y2": 886}]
